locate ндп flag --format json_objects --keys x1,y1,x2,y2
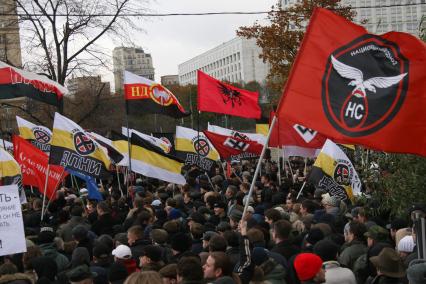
[
  {"x1": 124, "y1": 71, "x2": 190, "y2": 119},
  {"x1": 13, "y1": 135, "x2": 66, "y2": 201},
  {"x1": 207, "y1": 123, "x2": 266, "y2": 145},
  {"x1": 203, "y1": 130, "x2": 263, "y2": 160},
  {"x1": 197, "y1": 70, "x2": 261, "y2": 119},
  {"x1": 16, "y1": 116, "x2": 52, "y2": 153},
  {"x1": 49, "y1": 113, "x2": 118, "y2": 179},
  {"x1": 0, "y1": 61, "x2": 67, "y2": 109},
  {"x1": 130, "y1": 133, "x2": 186, "y2": 185},
  {"x1": 277, "y1": 8, "x2": 426, "y2": 156},
  {"x1": 309, "y1": 139, "x2": 361, "y2": 201},
  {"x1": 175, "y1": 126, "x2": 220, "y2": 172}
]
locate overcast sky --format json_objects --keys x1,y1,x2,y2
[{"x1": 100, "y1": 0, "x2": 277, "y2": 88}]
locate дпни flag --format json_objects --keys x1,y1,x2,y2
[
  {"x1": 309, "y1": 139, "x2": 361, "y2": 202},
  {"x1": 276, "y1": 8, "x2": 426, "y2": 156},
  {"x1": 49, "y1": 113, "x2": 118, "y2": 179},
  {"x1": 16, "y1": 116, "x2": 52, "y2": 153}
]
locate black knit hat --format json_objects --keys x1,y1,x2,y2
[
  {"x1": 108, "y1": 262, "x2": 128, "y2": 282},
  {"x1": 170, "y1": 233, "x2": 192, "y2": 253},
  {"x1": 313, "y1": 239, "x2": 339, "y2": 262},
  {"x1": 143, "y1": 245, "x2": 163, "y2": 262}
]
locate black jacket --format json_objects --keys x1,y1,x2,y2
[{"x1": 271, "y1": 240, "x2": 300, "y2": 260}]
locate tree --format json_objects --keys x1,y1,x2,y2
[
  {"x1": 237, "y1": 0, "x2": 355, "y2": 95},
  {"x1": 16, "y1": 0, "x2": 149, "y2": 85}
]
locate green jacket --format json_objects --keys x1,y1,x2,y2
[
  {"x1": 39, "y1": 242, "x2": 70, "y2": 272},
  {"x1": 338, "y1": 240, "x2": 367, "y2": 270}
]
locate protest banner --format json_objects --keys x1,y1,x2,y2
[{"x1": 0, "y1": 184, "x2": 26, "y2": 256}]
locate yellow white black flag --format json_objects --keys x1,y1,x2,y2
[
  {"x1": 16, "y1": 116, "x2": 52, "y2": 153},
  {"x1": 309, "y1": 139, "x2": 361, "y2": 201},
  {"x1": 0, "y1": 147, "x2": 26, "y2": 203},
  {"x1": 130, "y1": 133, "x2": 186, "y2": 185},
  {"x1": 175, "y1": 126, "x2": 220, "y2": 171},
  {"x1": 49, "y1": 113, "x2": 114, "y2": 178}
]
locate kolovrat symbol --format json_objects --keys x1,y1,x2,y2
[
  {"x1": 74, "y1": 132, "x2": 95, "y2": 156},
  {"x1": 193, "y1": 138, "x2": 210, "y2": 157},
  {"x1": 33, "y1": 129, "x2": 51, "y2": 144}
]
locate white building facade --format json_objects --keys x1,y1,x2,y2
[
  {"x1": 281, "y1": 0, "x2": 425, "y2": 36},
  {"x1": 178, "y1": 37, "x2": 270, "y2": 86},
  {"x1": 113, "y1": 47, "x2": 155, "y2": 92}
]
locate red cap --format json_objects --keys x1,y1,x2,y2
[{"x1": 294, "y1": 253, "x2": 323, "y2": 281}]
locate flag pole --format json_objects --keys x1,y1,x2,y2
[
  {"x1": 116, "y1": 166, "x2": 123, "y2": 197},
  {"x1": 296, "y1": 181, "x2": 307, "y2": 200},
  {"x1": 277, "y1": 147, "x2": 282, "y2": 186},
  {"x1": 41, "y1": 164, "x2": 51, "y2": 221},
  {"x1": 125, "y1": 101, "x2": 133, "y2": 189},
  {"x1": 243, "y1": 116, "x2": 277, "y2": 218}
]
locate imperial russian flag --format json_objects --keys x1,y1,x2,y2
[
  {"x1": 197, "y1": 70, "x2": 261, "y2": 119},
  {"x1": 276, "y1": 8, "x2": 426, "y2": 156},
  {"x1": 124, "y1": 71, "x2": 190, "y2": 119}
]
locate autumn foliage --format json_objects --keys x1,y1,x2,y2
[{"x1": 237, "y1": 0, "x2": 355, "y2": 94}]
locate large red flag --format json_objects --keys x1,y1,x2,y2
[
  {"x1": 203, "y1": 130, "x2": 263, "y2": 160},
  {"x1": 269, "y1": 111, "x2": 326, "y2": 148},
  {"x1": 13, "y1": 135, "x2": 66, "y2": 200},
  {"x1": 197, "y1": 70, "x2": 261, "y2": 119},
  {"x1": 277, "y1": 8, "x2": 426, "y2": 156}
]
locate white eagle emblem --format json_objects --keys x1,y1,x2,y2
[{"x1": 331, "y1": 55, "x2": 407, "y2": 98}]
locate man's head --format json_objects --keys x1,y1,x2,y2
[
  {"x1": 294, "y1": 253, "x2": 325, "y2": 283},
  {"x1": 365, "y1": 225, "x2": 389, "y2": 247},
  {"x1": 313, "y1": 239, "x2": 340, "y2": 262},
  {"x1": 67, "y1": 265, "x2": 96, "y2": 284},
  {"x1": 139, "y1": 245, "x2": 163, "y2": 267},
  {"x1": 225, "y1": 185, "x2": 237, "y2": 200},
  {"x1": 159, "y1": 263, "x2": 177, "y2": 284},
  {"x1": 213, "y1": 201, "x2": 226, "y2": 216},
  {"x1": 96, "y1": 201, "x2": 110, "y2": 216},
  {"x1": 264, "y1": 208, "x2": 282, "y2": 225},
  {"x1": 203, "y1": 252, "x2": 232, "y2": 280},
  {"x1": 272, "y1": 220, "x2": 292, "y2": 243},
  {"x1": 177, "y1": 257, "x2": 203, "y2": 283},
  {"x1": 208, "y1": 235, "x2": 227, "y2": 252},
  {"x1": 111, "y1": 245, "x2": 132, "y2": 261},
  {"x1": 127, "y1": 225, "x2": 143, "y2": 246},
  {"x1": 347, "y1": 221, "x2": 367, "y2": 243}
]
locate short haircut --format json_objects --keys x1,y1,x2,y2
[
  {"x1": 273, "y1": 220, "x2": 292, "y2": 240},
  {"x1": 177, "y1": 257, "x2": 203, "y2": 281},
  {"x1": 349, "y1": 221, "x2": 367, "y2": 240},
  {"x1": 265, "y1": 208, "x2": 282, "y2": 223},
  {"x1": 128, "y1": 225, "x2": 144, "y2": 239},
  {"x1": 190, "y1": 223, "x2": 204, "y2": 239},
  {"x1": 97, "y1": 201, "x2": 110, "y2": 213},
  {"x1": 301, "y1": 199, "x2": 317, "y2": 214},
  {"x1": 209, "y1": 252, "x2": 232, "y2": 276},
  {"x1": 223, "y1": 231, "x2": 239, "y2": 248},
  {"x1": 247, "y1": 228, "x2": 265, "y2": 244},
  {"x1": 208, "y1": 235, "x2": 227, "y2": 252}
]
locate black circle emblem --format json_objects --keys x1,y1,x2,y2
[
  {"x1": 322, "y1": 34, "x2": 409, "y2": 137},
  {"x1": 333, "y1": 163, "x2": 350, "y2": 186},
  {"x1": 33, "y1": 129, "x2": 51, "y2": 144},
  {"x1": 193, "y1": 138, "x2": 210, "y2": 157},
  {"x1": 73, "y1": 132, "x2": 95, "y2": 156}
]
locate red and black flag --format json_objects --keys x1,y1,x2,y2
[
  {"x1": 276, "y1": 8, "x2": 426, "y2": 156},
  {"x1": 124, "y1": 71, "x2": 190, "y2": 119},
  {"x1": 197, "y1": 70, "x2": 261, "y2": 119},
  {"x1": 0, "y1": 61, "x2": 67, "y2": 110},
  {"x1": 203, "y1": 130, "x2": 263, "y2": 160}
]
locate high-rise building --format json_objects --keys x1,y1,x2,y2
[
  {"x1": 113, "y1": 47, "x2": 155, "y2": 92},
  {"x1": 0, "y1": 0, "x2": 22, "y2": 67},
  {"x1": 67, "y1": 75, "x2": 111, "y2": 98},
  {"x1": 161, "y1": 75, "x2": 179, "y2": 86},
  {"x1": 281, "y1": 0, "x2": 426, "y2": 36},
  {"x1": 178, "y1": 37, "x2": 270, "y2": 86}
]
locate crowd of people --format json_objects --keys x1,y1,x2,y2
[{"x1": 0, "y1": 158, "x2": 426, "y2": 284}]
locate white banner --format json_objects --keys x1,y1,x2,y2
[{"x1": 0, "y1": 185, "x2": 26, "y2": 256}]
